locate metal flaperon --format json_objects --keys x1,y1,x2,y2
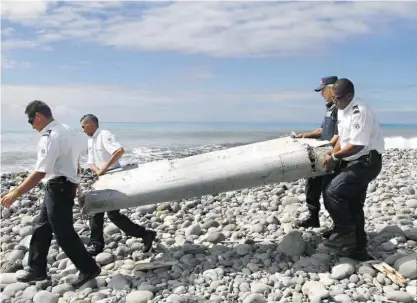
[{"x1": 81, "y1": 137, "x2": 333, "y2": 214}]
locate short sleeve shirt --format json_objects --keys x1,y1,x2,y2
[
  {"x1": 337, "y1": 100, "x2": 385, "y2": 161},
  {"x1": 87, "y1": 128, "x2": 123, "y2": 170},
  {"x1": 35, "y1": 121, "x2": 81, "y2": 184}
]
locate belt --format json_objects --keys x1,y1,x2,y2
[
  {"x1": 343, "y1": 150, "x2": 381, "y2": 163},
  {"x1": 48, "y1": 176, "x2": 76, "y2": 185}
]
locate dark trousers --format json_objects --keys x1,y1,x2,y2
[
  {"x1": 324, "y1": 151, "x2": 382, "y2": 250},
  {"x1": 305, "y1": 174, "x2": 335, "y2": 213},
  {"x1": 89, "y1": 210, "x2": 146, "y2": 248},
  {"x1": 28, "y1": 177, "x2": 97, "y2": 274}
]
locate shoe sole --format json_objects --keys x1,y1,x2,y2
[
  {"x1": 323, "y1": 238, "x2": 356, "y2": 246},
  {"x1": 17, "y1": 276, "x2": 49, "y2": 284},
  {"x1": 318, "y1": 245, "x2": 356, "y2": 257},
  {"x1": 349, "y1": 251, "x2": 376, "y2": 261},
  {"x1": 71, "y1": 267, "x2": 101, "y2": 289},
  {"x1": 294, "y1": 224, "x2": 320, "y2": 229}
]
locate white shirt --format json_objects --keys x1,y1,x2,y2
[
  {"x1": 87, "y1": 128, "x2": 123, "y2": 170},
  {"x1": 35, "y1": 120, "x2": 82, "y2": 184},
  {"x1": 337, "y1": 100, "x2": 385, "y2": 161}
]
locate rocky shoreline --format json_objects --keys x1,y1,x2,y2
[{"x1": 1, "y1": 148, "x2": 416, "y2": 303}]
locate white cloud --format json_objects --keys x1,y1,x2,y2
[
  {"x1": 1, "y1": 56, "x2": 32, "y2": 68},
  {"x1": 3, "y1": 83, "x2": 415, "y2": 125},
  {"x1": 0, "y1": 0, "x2": 53, "y2": 22},
  {"x1": 1, "y1": 1, "x2": 417, "y2": 57},
  {"x1": 1, "y1": 39, "x2": 40, "y2": 51},
  {"x1": 1, "y1": 84, "x2": 319, "y2": 124}
]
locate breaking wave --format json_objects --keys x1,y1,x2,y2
[{"x1": 384, "y1": 136, "x2": 417, "y2": 149}]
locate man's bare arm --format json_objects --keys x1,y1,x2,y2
[
  {"x1": 90, "y1": 163, "x2": 101, "y2": 175},
  {"x1": 333, "y1": 138, "x2": 341, "y2": 154},
  {"x1": 98, "y1": 147, "x2": 125, "y2": 175},
  {"x1": 330, "y1": 135, "x2": 339, "y2": 148},
  {"x1": 334, "y1": 144, "x2": 364, "y2": 159},
  {"x1": 298, "y1": 128, "x2": 322, "y2": 139},
  {"x1": 12, "y1": 171, "x2": 46, "y2": 197}
]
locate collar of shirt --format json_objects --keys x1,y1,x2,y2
[
  {"x1": 40, "y1": 120, "x2": 58, "y2": 135},
  {"x1": 325, "y1": 102, "x2": 335, "y2": 109},
  {"x1": 92, "y1": 128, "x2": 101, "y2": 139},
  {"x1": 340, "y1": 100, "x2": 358, "y2": 114}
]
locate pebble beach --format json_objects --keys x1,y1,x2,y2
[{"x1": 1, "y1": 148, "x2": 416, "y2": 303}]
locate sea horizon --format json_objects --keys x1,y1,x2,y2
[{"x1": 1, "y1": 121, "x2": 416, "y2": 174}]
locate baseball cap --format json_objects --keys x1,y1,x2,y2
[{"x1": 314, "y1": 76, "x2": 338, "y2": 92}]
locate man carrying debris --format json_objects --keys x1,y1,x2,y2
[
  {"x1": 294, "y1": 76, "x2": 339, "y2": 234},
  {"x1": 322, "y1": 78, "x2": 384, "y2": 260},
  {"x1": 1, "y1": 101, "x2": 101, "y2": 288},
  {"x1": 80, "y1": 114, "x2": 156, "y2": 256}
]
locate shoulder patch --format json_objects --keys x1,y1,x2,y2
[
  {"x1": 353, "y1": 105, "x2": 360, "y2": 115},
  {"x1": 42, "y1": 130, "x2": 52, "y2": 137}
]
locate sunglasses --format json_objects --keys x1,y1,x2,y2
[
  {"x1": 332, "y1": 94, "x2": 345, "y2": 101},
  {"x1": 28, "y1": 117, "x2": 34, "y2": 125}
]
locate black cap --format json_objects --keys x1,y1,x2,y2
[{"x1": 314, "y1": 76, "x2": 338, "y2": 92}]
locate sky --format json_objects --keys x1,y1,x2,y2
[{"x1": 1, "y1": 0, "x2": 417, "y2": 126}]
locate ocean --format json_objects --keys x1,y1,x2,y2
[{"x1": 1, "y1": 122, "x2": 416, "y2": 174}]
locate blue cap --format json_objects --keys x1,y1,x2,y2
[{"x1": 314, "y1": 76, "x2": 338, "y2": 92}]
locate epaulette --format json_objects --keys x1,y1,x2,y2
[
  {"x1": 42, "y1": 130, "x2": 52, "y2": 137},
  {"x1": 352, "y1": 105, "x2": 360, "y2": 114}
]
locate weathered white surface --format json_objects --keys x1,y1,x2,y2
[{"x1": 82, "y1": 137, "x2": 332, "y2": 214}]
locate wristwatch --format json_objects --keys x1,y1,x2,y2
[{"x1": 331, "y1": 153, "x2": 339, "y2": 161}]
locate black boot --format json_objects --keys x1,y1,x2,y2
[
  {"x1": 86, "y1": 243, "x2": 103, "y2": 257},
  {"x1": 322, "y1": 226, "x2": 337, "y2": 239},
  {"x1": 294, "y1": 212, "x2": 320, "y2": 228},
  {"x1": 349, "y1": 248, "x2": 375, "y2": 261},
  {"x1": 142, "y1": 230, "x2": 156, "y2": 253},
  {"x1": 71, "y1": 265, "x2": 101, "y2": 289},
  {"x1": 17, "y1": 269, "x2": 48, "y2": 283},
  {"x1": 323, "y1": 232, "x2": 357, "y2": 256}
]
